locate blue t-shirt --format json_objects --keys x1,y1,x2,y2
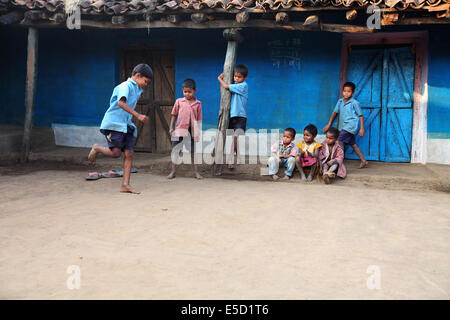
[
  {"x1": 100, "y1": 78, "x2": 143, "y2": 137},
  {"x1": 229, "y1": 81, "x2": 248, "y2": 118},
  {"x1": 333, "y1": 97, "x2": 363, "y2": 135}
]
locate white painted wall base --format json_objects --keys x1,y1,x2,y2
[
  {"x1": 52, "y1": 124, "x2": 107, "y2": 148},
  {"x1": 51, "y1": 124, "x2": 449, "y2": 165},
  {"x1": 427, "y1": 139, "x2": 450, "y2": 165}
]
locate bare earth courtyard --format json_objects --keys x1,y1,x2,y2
[{"x1": 0, "y1": 165, "x2": 449, "y2": 299}]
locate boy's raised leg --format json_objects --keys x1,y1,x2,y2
[
  {"x1": 88, "y1": 144, "x2": 121, "y2": 164},
  {"x1": 351, "y1": 144, "x2": 369, "y2": 168},
  {"x1": 120, "y1": 150, "x2": 140, "y2": 194}
]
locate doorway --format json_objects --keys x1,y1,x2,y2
[
  {"x1": 121, "y1": 44, "x2": 175, "y2": 153},
  {"x1": 344, "y1": 45, "x2": 415, "y2": 162},
  {"x1": 340, "y1": 32, "x2": 428, "y2": 163}
]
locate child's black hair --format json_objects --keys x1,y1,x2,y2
[
  {"x1": 343, "y1": 81, "x2": 356, "y2": 92},
  {"x1": 284, "y1": 128, "x2": 296, "y2": 138},
  {"x1": 182, "y1": 78, "x2": 196, "y2": 90},
  {"x1": 234, "y1": 64, "x2": 248, "y2": 77},
  {"x1": 132, "y1": 63, "x2": 153, "y2": 79},
  {"x1": 304, "y1": 124, "x2": 318, "y2": 137},
  {"x1": 327, "y1": 127, "x2": 340, "y2": 139}
]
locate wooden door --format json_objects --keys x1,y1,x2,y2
[
  {"x1": 380, "y1": 47, "x2": 414, "y2": 162},
  {"x1": 121, "y1": 45, "x2": 174, "y2": 153},
  {"x1": 345, "y1": 45, "x2": 414, "y2": 162},
  {"x1": 345, "y1": 48, "x2": 383, "y2": 161}
]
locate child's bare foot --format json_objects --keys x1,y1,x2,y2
[
  {"x1": 88, "y1": 144, "x2": 98, "y2": 164},
  {"x1": 282, "y1": 175, "x2": 290, "y2": 180},
  {"x1": 120, "y1": 185, "x2": 140, "y2": 194},
  {"x1": 328, "y1": 172, "x2": 336, "y2": 179},
  {"x1": 323, "y1": 173, "x2": 330, "y2": 184},
  {"x1": 194, "y1": 172, "x2": 203, "y2": 179},
  {"x1": 272, "y1": 174, "x2": 280, "y2": 181},
  {"x1": 359, "y1": 160, "x2": 369, "y2": 169},
  {"x1": 167, "y1": 171, "x2": 176, "y2": 179},
  {"x1": 300, "y1": 174, "x2": 307, "y2": 181},
  {"x1": 306, "y1": 175, "x2": 313, "y2": 182}
]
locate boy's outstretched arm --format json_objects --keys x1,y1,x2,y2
[
  {"x1": 323, "y1": 112, "x2": 337, "y2": 133},
  {"x1": 118, "y1": 98, "x2": 148, "y2": 123},
  {"x1": 358, "y1": 115, "x2": 365, "y2": 137},
  {"x1": 217, "y1": 73, "x2": 229, "y2": 89}
]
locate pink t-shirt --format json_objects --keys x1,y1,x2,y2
[{"x1": 171, "y1": 97, "x2": 202, "y2": 137}]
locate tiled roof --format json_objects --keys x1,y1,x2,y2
[{"x1": 2, "y1": 0, "x2": 449, "y2": 15}]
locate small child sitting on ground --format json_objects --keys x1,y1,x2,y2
[
  {"x1": 267, "y1": 128, "x2": 297, "y2": 181},
  {"x1": 295, "y1": 124, "x2": 322, "y2": 181},
  {"x1": 319, "y1": 127, "x2": 346, "y2": 184}
]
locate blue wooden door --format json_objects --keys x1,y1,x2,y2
[{"x1": 345, "y1": 46, "x2": 415, "y2": 162}]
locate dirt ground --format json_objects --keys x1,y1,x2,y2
[{"x1": 0, "y1": 163, "x2": 449, "y2": 299}]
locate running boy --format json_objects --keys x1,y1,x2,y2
[
  {"x1": 167, "y1": 78, "x2": 203, "y2": 180},
  {"x1": 268, "y1": 128, "x2": 297, "y2": 181},
  {"x1": 88, "y1": 63, "x2": 153, "y2": 194},
  {"x1": 217, "y1": 64, "x2": 248, "y2": 170},
  {"x1": 319, "y1": 127, "x2": 346, "y2": 184},
  {"x1": 323, "y1": 81, "x2": 368, "y2": 168}
]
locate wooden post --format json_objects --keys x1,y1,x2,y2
[
  {"x1": 213, "y1": 28, "x2": 242, "y2": 175},
  {"x1": 21, "y1": 27, "x2": 38, "y2": 163}
]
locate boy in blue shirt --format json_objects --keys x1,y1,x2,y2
[
  {"x1": 217, "y1": 64, "x2": 248, "y2": 170},
  {"x1": 88, "y1": 64, "x2": 153, "y2": 194},
  {"x1": 323, "y1": 81, "x2": 369, "y2": 168}
]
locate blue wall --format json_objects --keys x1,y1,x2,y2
[
  {"x1": 0, "y1": 27, "x2": 341, "y2": 132},
  {"x1": 0, "y1": 27, "x2": 27, "y2": 125},
  {"x1": 1, "y1": 26, "x2": 448, "y2": 138},
  {"x1": 428, "y1": 30, "x2": 450, "y2": 139}
]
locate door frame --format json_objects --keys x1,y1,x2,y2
[
  {"x1": 120, "y1": 42, "x2": 175, "y2": 153},
  {"x1": 339, "y1": 31, "x2": 428, "y2": 164}
]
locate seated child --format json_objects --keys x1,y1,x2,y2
[
  {"x1": 319, "y1": 127, "x2": 347, "y2": 184},
  {"x1": 167, "y1": 78, "x2": 203, "y2": 180},
  {"x1": 268, "y1": 128, "x2": 297, "y2": 181},
  {"x1": 295, "y1": 124, "x2": 322, "y2": 181}
]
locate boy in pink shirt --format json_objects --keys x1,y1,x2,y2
[{"x1": 168, "y1": 79, "x2": 203, "y2": 179}]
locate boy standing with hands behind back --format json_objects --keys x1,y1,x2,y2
[{"x1": 323, "y1": 81, "x2": 369, "y2": 169}]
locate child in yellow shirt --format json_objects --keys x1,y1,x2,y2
[{"x1": 295, "y1": 124, "x2": 322, "y2": 181}]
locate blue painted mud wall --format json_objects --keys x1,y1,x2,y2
[
  {"x1": 428, "y1": 30, "x2": 450, "y2": 139},
  {"x1": 0, "y1": 26, "x2": 448, "y2": 138},
  {"x1": 0, "y1": 27, "x2": 341, "y2": 132}
]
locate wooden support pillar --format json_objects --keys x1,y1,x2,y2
[
  {"x1": 21, "y1": 27, "x2": 38, "y2": 163},
  {"x1": 213, "y1": 28, "x2": 242, "y2": 175}
]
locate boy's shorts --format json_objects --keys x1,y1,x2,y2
[
  {"x1": 102, "y1": 125, "x2": 135, "y2": 151},
  {"x1": 338, "y1": 129, "x2": 356, "y2": 146},
  {"x1": 171, "y1": 136, "x2": 195, "y2": 154},
  {"x1": 227, "y1": 116, "x2": 247, "y2": 135}
]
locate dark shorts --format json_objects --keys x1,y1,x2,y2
[
  {"x1": 227, "y1": 116, "x2": 247, "y2": 135},
  {"x1": 102, "y1": 126, "x2": 135, "y2": 151},
  {"x1": 338, "y1": 129, "x2": 356, "y2": 146},
  {"x1": 171, "y1": 136, "x2": 195, "y2": 154}
]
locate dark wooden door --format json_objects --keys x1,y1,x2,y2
[{"x1": 121, "y1": 44, "x2": 174, "y2": 153}]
